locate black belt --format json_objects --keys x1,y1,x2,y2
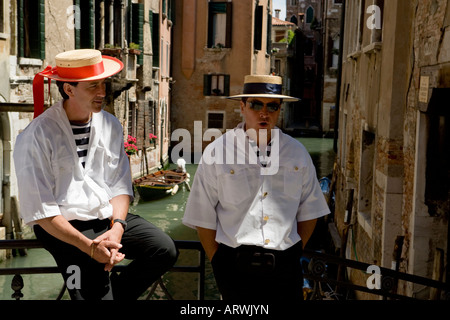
[{"x1": 219, "y1": 241, "x2": 303, "y2": 273}]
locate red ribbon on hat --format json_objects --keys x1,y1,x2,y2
[
  {"x1": 32, "y1": 66, "x2": 54, "y2": 119},
  {"x1": 32, "y1": 61, "x2": 105, "y2": 118}
]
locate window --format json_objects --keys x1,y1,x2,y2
[
  {"x1": 18, "y1": 0, "x2": 45, "y2": 59},
  {"x1": 306, "y1": 6, "x2": 314, "y2": 24},
  {"x1": 74, "y1": 0, "x2": 94, "y2": 49},
  {"x1": 207, "y1": 111, "x2": 225, "y2": 129},
  {"x1": 358, "y1": 130, "x2": 375, "y2": 219},
  {"x1": 149, "y1": 10, "x2": 160, "y2": 68},
  {"x1": 97, "y1": 0, "x2": 123, "y2": 48},
  {"x1": 425, "y1": 89, "x2": 450, "y2": 218},
  {"x1": 204, "y1": 74, "x2": 230, "y2": 96},
  {"x1": 254, "y1": 5, "x2": 263, "y2": 51},
  {"x1": 274, "y1": 59, "x2": 281, "y2": 75},
  {"x1": 208, "y1": 2, "x2": 232, "y2": 48}
]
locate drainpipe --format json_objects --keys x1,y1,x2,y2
[{"x1": 2, "y1": 140, "x2": 12, "y2": 243}]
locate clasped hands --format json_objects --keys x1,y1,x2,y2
[{"x1": 89, "y1": 225, "x2": 125, "y2": 272}]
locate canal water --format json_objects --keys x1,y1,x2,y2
[{"x1": 0, "y1": 137, "x2": 336, "y2": 300}]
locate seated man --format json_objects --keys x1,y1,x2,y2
[{"x1": 14, "y1": 49, "x2": 178, "y2": 300}]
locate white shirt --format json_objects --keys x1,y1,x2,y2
[
  {"x1": 14, "y1": 100, "x2": 133, "y2": 225},
  {"x1": 182, "y1": 123, "x2": 330, "y2": 251}
]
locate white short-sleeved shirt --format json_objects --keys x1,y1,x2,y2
[
  {"x1": 182, "y1": 123, "x2": 330, "y2": 251},
  {"x1": 13, "y1": 100, "x2": 134, "y2": 225}
]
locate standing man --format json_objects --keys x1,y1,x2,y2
[
  {"x1": 183, "y1": 75, "x2": 330, "y2": 300},
  {"x1": 14, "y1": 49, "x2": 178, "y2": 300}
]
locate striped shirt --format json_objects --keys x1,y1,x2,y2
[{"x1": 70, "y1": 120, "x2": 91, "y2": 168}]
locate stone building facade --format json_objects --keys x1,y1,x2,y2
[
  {"x1": 335, "y1": 0, "x2": 449, "y2": 299},
  {"x1": 170, "y1": 0, "x2": 273, "y2": 161},
  {"x1": 0, "y1": 0, "x2": 170, "y2": 258}
]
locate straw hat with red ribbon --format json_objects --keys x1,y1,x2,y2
[{"x1": 32, "y1": 49, "x2": 124, "y2": 118}]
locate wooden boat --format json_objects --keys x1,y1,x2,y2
[{"x1": 134, "y1": 169, "x2": 190, "y2": 201}]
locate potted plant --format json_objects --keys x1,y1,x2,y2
[
  {"x1": 124, "y1": 135, "x2": 138, "y2": 156},
  {"x1": 129, "y1": 42, "x2": 142, "y2": 55},
  {"x1": 101, "y1": 44, "x2": 122, "y2": 57},
  {"x1": 149, "y1": 133, "x2": 157, "y2": 146}
]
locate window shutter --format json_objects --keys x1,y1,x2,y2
[
  {"x1": 18, "y1": 0, "x2": 24, "y2": 57},
  {"x1": 204, "y1": 75, "x2": 211, "y2": 96},
  {"x1": 150, "y1": 11, "x2": 160, "y2": 68},
  {"x1": 254, "y1": 6, "x2": 263, "y2": 51},
  {"x1": 38, "y1": 0, "x2": 45, "y2": 59},
  {"x1": 266, "y1": 13, "x2": 272, "y2": 54},
  {"x1": 74, "y1": 0, "x2": 80, "y2": 49},
  {"x1": 132, "y1": 3, "x2": 144, "y2": 65},
  {"x1": 225, "y1": 2, "x2": 232, "y2": 48},
  {"x1": 224, "y1": 75, "x2": 230, "y2": 96}
]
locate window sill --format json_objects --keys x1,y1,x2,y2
[
  {"x1": 204, "y1": 47, "x2": 231, "y2": 53},
  {"x1": 18, "y1": 57, "x2": 43, "y2": 67},
  {"x1": 347, "y1": 50, "x2": 361, "y2": 61},
  {"x1": 363, "y1": 42, "x2": 382, "y2": 54}
]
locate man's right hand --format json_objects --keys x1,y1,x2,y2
[{"x1": 90, "y1": 239, "x2": 125, "y2": 271}]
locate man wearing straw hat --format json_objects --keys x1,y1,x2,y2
[
  {"x1": 183, "y1": 74, "x2": 330, "y2": 300},
  {"x1": 13, "y1": 49, "x2": 178, "y2": 300}
]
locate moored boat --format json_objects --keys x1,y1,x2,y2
[{"x1": 134, "y1": 169, "x2": 189, "y2": 201}]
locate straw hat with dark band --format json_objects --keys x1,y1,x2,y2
[
  {"x1": 32, "y1": 49, "x2": 124, "y2": 118},
  {"x1": 226, "y1": 75, "x2": 299, "y2": 102}
]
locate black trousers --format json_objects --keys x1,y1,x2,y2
[
  {"x1": 34, "y1": 213, "x2": 178, "y2": 300},
  {"x1": 211, "y1": 241, "x2": 304, "y2": 301}
]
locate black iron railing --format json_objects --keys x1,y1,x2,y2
[
  {"x1": 1, "y1": 239, "x2": 449, "y2": 300},
  {"x1": 0, "y1": 239, "x2": 206, "y2": 300}
]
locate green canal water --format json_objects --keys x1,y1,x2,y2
[{"x1": 0, "y1": 137, "x2": 335, "y2": 300}]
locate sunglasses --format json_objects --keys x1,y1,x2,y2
[{"x1": 247, "y1": 100, "x2": 281, "y2": 113}]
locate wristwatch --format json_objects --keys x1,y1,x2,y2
[{"x1": 110, "y1": 218, "x2": 128, "y2": 230}]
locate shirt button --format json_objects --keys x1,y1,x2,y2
[
  {"x1": 263, "y1": 192, "x2": 268, "y2": 197},
  {"x1": 264, "y1": 239, "x2": 270, "y2": 245},
  {"x1": 294, "y1": 166, "x2": 299, "y2": 171},
  {"x1": 263, "y1": 216, "x2": 269, "y2": 221},
  {"x1": 230, "y1": 170, "x2": 235, "y2": 174}
]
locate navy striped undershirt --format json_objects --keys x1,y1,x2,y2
[{"x1": 70, "y1": 120, "x2": 91, "y2": 168}]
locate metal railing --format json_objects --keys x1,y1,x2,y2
[
  {"x1": 0, "y1": 239, "x2": 206, "y2": 300},
  {"x1": 2, "y1": 239, "x2": 449, "y2": 300},
  {"x1": 302, "y1": 249, "x2": 450, "y2": 300}
]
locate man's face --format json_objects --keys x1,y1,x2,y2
[
  {"x1": 240, "y1": 97, "x2": 282, "y2": 143},
  {"x1": 65, "y1": 79, "x2": 106, "y2": 114}
]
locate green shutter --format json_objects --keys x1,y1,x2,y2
[
  {"x1": 132, "y1": 3, "x2": 144, "y2": 65},
  {"x1": 74, "y1": 0, "x2": 80, "y2": 49},
  {"x1": 18, "y1": 0, "x2": 24, "y2": 57},
  {"x1": 38, "y1": 0, "x2": 45, "y2": 59}
]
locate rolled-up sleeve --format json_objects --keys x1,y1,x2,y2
[{"x1": 105, "y1": 122, "x2": 134, "y2": 200}]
